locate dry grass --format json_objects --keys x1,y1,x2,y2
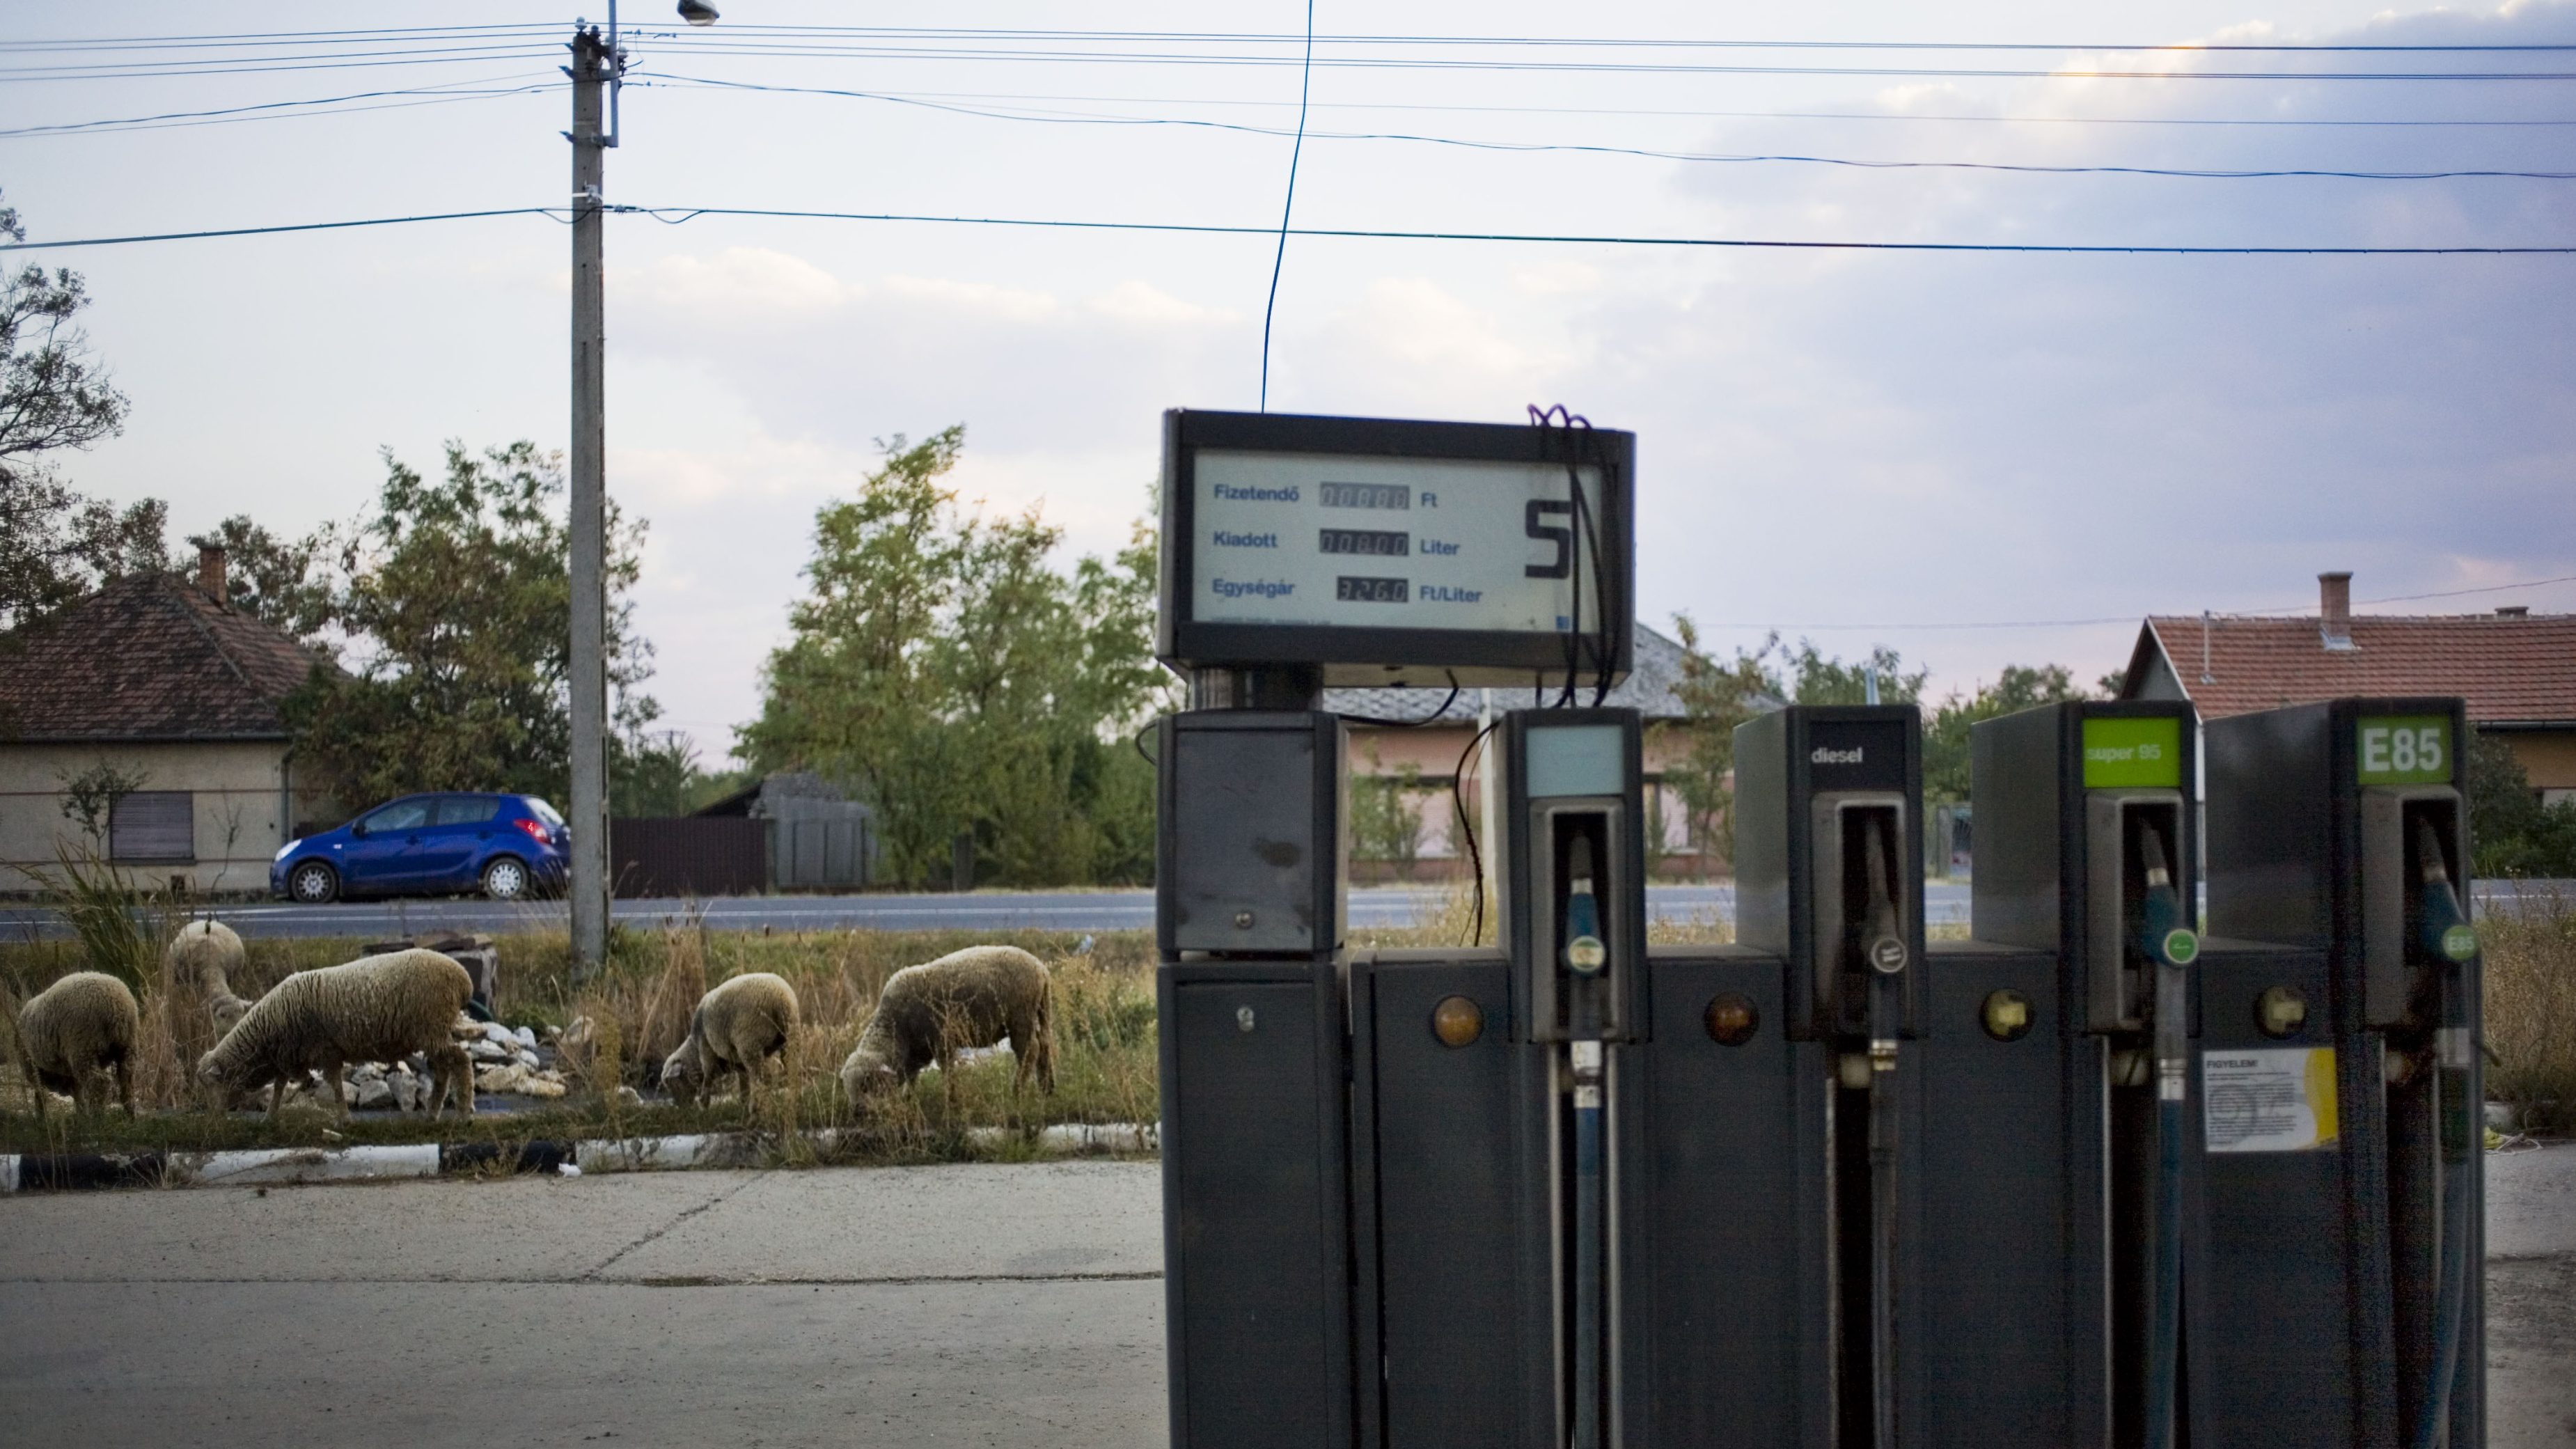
[
  {"x1": 2483, "y1": 887, "x2": 2576, "y2": 1132},
  {"x1": 1, "y1": 916, "x2": 1163, "y2": 1159}
]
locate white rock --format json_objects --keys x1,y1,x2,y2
[
  {"x1": 474, "y1": 1063, "x2": 533, "y2": 1094},
  {"x1": 514, "y1": 1026, "x2": 537, "y2": 1049},
  {"x1": 481, "y1": 1021, "x2": 518, "y2": 1047},
  {"x1": 615, "y1": 1086, "x2": 644, "y2": 1108},
  {"x1": 519, "y1": 1076, "x2": 567, "y2": 1099},
  {"x1": 353, "y1": 1075, "x2": 394, "y2": 1110},
  {"x1": 517, "y1": 1049, "x2": 542, "y2": 1070},
  {"x1": 466, "y1": 1040, "x2": 515, "y2": 1063}
]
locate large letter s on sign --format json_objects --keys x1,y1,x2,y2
[{"x1": 1526, "y1": 499, "x2": 1571, "y2": 579}]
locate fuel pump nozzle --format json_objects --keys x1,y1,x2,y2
[
  {"x1": 2135, "y1": 824, "x2": 2195, "y2": 1449},
  {"x1": 2411, "y1": 814, "x2": 2477, "y2": 1449},
  {"x1": 1563, "y1": 835, "x2": 1607, "y2": 978},
  {"x1": 1856, "y1": 813, "x2": 1904, "y2": 1449},
  {"x1": 1562, "y1": 831, "x2": 1608, "y2": 1449},
  {"x1": 2414, "y1": 815, "x2": 2477, "y2": 967}
]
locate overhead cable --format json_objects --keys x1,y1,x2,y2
[
  {"x1": 641, "y1": 75, "x2": 2576, "y2": 180},
  {"x1": 6, "y1": 203, "x2": 2573, "y2": 256}
]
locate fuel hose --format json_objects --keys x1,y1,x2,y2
[
  {"x1": 2412, "y1": 817, "x2": 2479, "y2": 1449},
  {"x1": 2137, "y1": 827, "x2": 2195, "y2": 1449},
  {"x1": 1860, "y1": 815, "x2": 1908, "y2": 1449}
]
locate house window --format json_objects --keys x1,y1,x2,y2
[{"x1": 111, "y1": 792, "x2": 195, "y2": 863}]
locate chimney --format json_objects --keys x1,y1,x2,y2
[
  {"x1": 197, "y1": 542, "x2": 228, "y2": 604},
  {"x1": 2318, "y1": 570, "x2": 2355, "y2": 651},
  {"x1": 2497, "y1": 605, "x2": 2530, "y2": 618}
]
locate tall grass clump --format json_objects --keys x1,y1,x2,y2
[{"x1": 2483, "y1": 887, "x2": 2576, "y2": 1132}]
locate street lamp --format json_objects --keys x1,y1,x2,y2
[{"x1": 679, "y1": 0, "x2": 721, "y2": 24}]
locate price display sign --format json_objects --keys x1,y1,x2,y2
[{"x1": 1158, "y1": 409, "x2": 1635, "y2": 687}]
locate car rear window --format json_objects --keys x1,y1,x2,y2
[
  {"x1": 435, "y1": 797, "x2": 502, "y2": 826},
  {"x1": 524, "y1": 797, "x2": 565, "y2": 827}
]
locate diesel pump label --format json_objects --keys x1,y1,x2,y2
[
  {"x1": 2203, "y1": 1048, "x2": 2340, "y2": 1153},
  {"x1": 1191, "y1": 448, "x2": 1609, "y2": 635}
]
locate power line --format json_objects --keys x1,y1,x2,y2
[
  {"x1": 641, "y1": 76, "x2": 2576, "y2": 181},
  {"x1": 627, "y1": 83, "x2": 2576, "y2": 130},
  {"x1": 626, "y1": 204, "x2": 2576, "y2": 253},
  {"x1": 20, "y1": 38, "x2": 2570, "y2": 85},
  {"x1": 6, "y1": 203, "x2": 2574, "y2": 256},
  {"x1": 1259, "y1": 0, "x2": 1315, "y2": 412},
  {"x1": 19, "y1": 24, "x2": 2576, "y2": 54},
  {"x1": 608, "y1": 40, "x2": 2576, "y2": 83},
  {"x1": 0, "y1": 75, "x2": 557, "y2": 138},
  {"x1": 0, "y1": 209, "x2": 562, "y2": 251}
]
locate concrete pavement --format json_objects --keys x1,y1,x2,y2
[{"x1": 2, "y1": 1148, "x2": 2570, "y2": 1446}]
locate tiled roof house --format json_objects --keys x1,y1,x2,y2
[
  {"x1": 0, "y1": 545, "x2": 338, "y2": 892},
  {"x1": 2121, "y1": 572, "x2": 2576, "y2": 804}
]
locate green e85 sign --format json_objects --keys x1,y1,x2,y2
[{"x1": 2356, "y1": 715, "x2": 2453, "y2": 785}]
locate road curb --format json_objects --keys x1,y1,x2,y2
[{"x1": 1, "y1": 1122, "x2": 1159, "y2": 1193}]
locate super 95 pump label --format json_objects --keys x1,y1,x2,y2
[
  {"x1": 2203, "y1": 1048, "x2": 2341, "y2": 1153},
  {"x1": 1191, "y1": 449, "x2": 1609, "y2": 634}
]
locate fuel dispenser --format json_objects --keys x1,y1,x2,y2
[
  {"x1": 1154, "y1": 703, "x2": 1354, "y2": 1449},
  {"x1": 1349, "y1": 708, "x2": 1652, "y2": 1449},
  {"x1": 1730, "y1": 705, "x2": 1922, "y2": 1449},
  {"x1": 1963, "y1": 700, "x2": 2201, "y2": 1449},
  {"x1": 1145, "y1": 405, "x2": 2481, "y2": 1449},
  {"x1": 2205, "y1": 697, "x2": 2485, "y2": 1449}
]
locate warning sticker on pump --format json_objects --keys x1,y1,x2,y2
[{"x1": 2203, "y1": 1048, "x2": 2340, "y2": 1153}]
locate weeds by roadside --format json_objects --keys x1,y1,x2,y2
[{"x1": 2482, "y1": 885, "x2": 2576, "y2": 1133}]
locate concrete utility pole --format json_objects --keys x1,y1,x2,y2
[{"x1": 567, "y1": 26, "x2": 611, "y2": 976}]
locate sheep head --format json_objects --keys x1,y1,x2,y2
[
  {"x1": 659, "y1": 1043, "x2": 705, "y2": 1106},
  {"x1": 838, "y1": 1047, "x2": 900, "y2": 1102}
]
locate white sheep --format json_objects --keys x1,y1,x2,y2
[
  {"x1": 661, "y1": 972, "x2": 801, "y2": 1110},
  {"x1": 197, "y1": 949, "x2": 476, "y2": 1119},
  {"x1": 12, "y1": 971, "x2": 141, "y2": 1118},
  {"x1": 838, "y1": 946, "x2": 1055, "y2": 1101},
  {"x1": 164, "y1": 919, "x2": 253, "y2": 1061}
]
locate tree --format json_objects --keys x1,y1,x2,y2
[
  {"x1": 743, "y1": 427, "x2": 1169, "y2": 886},
  {"x1": 2466, "y1": 730, "x2": 2576, "y2": 878},
  {"x1": 1656, "y1": 618, "x2": 1786, "y2": 872},
  {"x1": 1922, "y1": 664, "x2": 2087, "y2": 803},
  {"x1": 192, "y1": 514, "x2": 334, "y2": 640},
  {"x1": 1783, "y1": 639, "x2": 1926, "y2": 707},
  {"x1": 611, "y1": 728, "x2": 750, "y2": 817},
  {"x1": 0, "y1": 194, "x2": 149, "y2": 633},
  {"x1": 285, "y1": 441, "x2": 657, "y2": 808}
]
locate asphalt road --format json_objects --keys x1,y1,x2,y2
[
  {"x1": 7, "y1": 879, "x2": 2567, "y2": 943},
  {"x1": 2, "y1": 1147, "x2": 2570, "y2": 1448},
  {"x1": 0, "y1": 882, "x2": 1786, "y2": 941}
]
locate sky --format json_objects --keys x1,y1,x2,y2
[{"x1": 5, "y1": 1, "x2": 2573, "y2": 763}]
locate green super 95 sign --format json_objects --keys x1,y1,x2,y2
[{"x1": 2356, "y1": 715, "x2": 2453, "y2": 785}]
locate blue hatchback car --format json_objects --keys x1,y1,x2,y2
[{"x1": 272, "y1": 793, "x2": 569, "y2": 903}]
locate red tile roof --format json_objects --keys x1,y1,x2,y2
[
  {"x1": 2135, "y1": 612, "x2": 2576, "y2": 723},
  {"x1": 0, "y1": 573, "x2": 330, "y2": 742}
]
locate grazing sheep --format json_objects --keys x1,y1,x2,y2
[
  {"x1": 661, "y1": 972, "x2": 800, "y2": 1109},
  {"x1": 197, "y1": 949, "x2": 475, "y2": 1119},
  {"x1": 166, "y1": 919, "x2": 246, "y2": 995},
  {"x1": 839, "y1": 946, "x2": 1055, "y2": 1101},
  {"x1": 164, "y1": 919, "x2": 251, "y2": 1066},
  {"x1": 12, "y1": 971, "x2": 140, "y2": 1118}
]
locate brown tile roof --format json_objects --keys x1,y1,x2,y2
[
  {"x1": 2135, "y1": 612, "x2": 2576, "y2": 723},
  {"x1": 0, "y1": 573, "x2": 330, "y2": 742}
]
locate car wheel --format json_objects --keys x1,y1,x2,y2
[
  {"x1": 288, "y1": 861, "x2": 339, "y2": 904},
  {"x1": 482, "y1": 856, "x2": 531, "y2": 901}
]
